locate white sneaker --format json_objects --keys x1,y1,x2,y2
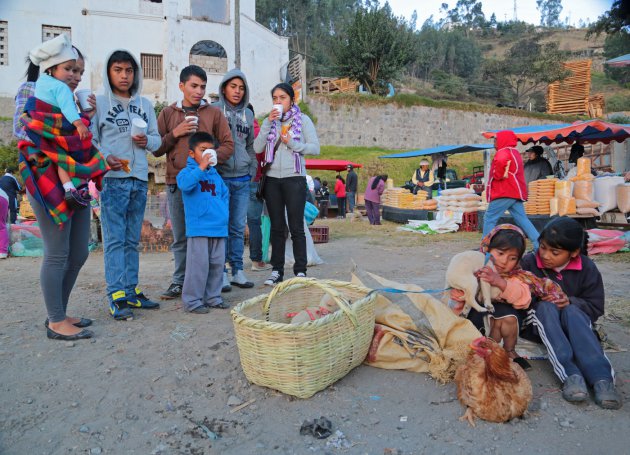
[
  {"x1": 264, "y1": 271, "x2": 282, "y2": 286},
  {"x1": 221, "y1": 271, "x2": 232, "y2": 293},
  {"x1": 296, "y1": 272, "x2": 306, "y2": 278},
  {"x1": 231, "y1": 269, "x2": 254, "y2": 288},
  {"x1": 0, "y1": 253, "x2": 7, "y2": 259}
]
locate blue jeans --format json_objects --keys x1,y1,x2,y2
[
  {"x1": 100, "y1": 177, "x2": 147, "y2": 302},
  {"x1": 482, "y1": 198, "x2": 540, "y2": 249},
  {"x1": 247, "y1": 181, "x2": 263, "y2": 262},
  {"x1": 347, "y1": 191, "x2": 356, "y2": 212},
  {"x1": 224, "y1": 178, "x2": 250, "y2": 273}
]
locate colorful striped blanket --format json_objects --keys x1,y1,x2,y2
[{"x1": 18, "y1": 97, "x2": 109, "y2": 226}]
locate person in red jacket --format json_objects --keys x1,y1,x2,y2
[
  {"x1": 334, "y1": 174, "x2": 347, "y2": 219},
  {"x1": 483, "y1": 130, "x2": 540, "y2": 249}
]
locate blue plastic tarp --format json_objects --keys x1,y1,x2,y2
[{"x1": 379, "y1": 143, "x2": 494, "y2": 159}]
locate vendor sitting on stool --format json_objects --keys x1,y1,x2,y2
[{"x1": 411, "y1": 159, "x2": 434, "y2": 198}]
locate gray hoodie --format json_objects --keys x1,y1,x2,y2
[
  {"x1": 212, "y1": 69, "x2": 256, "y2": 179},
  {"x1": 91, "y1": 49, "x2": 161, "y2": 181}
]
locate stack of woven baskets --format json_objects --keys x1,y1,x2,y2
[{"x1": 231, "y1": 278, "x2": 377, "y2": 398}]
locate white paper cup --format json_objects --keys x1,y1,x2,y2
[
  {"x1": 130, "y1": 118, "x2": 148, "y2": 136},
  {"x1": 202, "y1": 149, "x2": 217, "y2": 167},
  {"x1": 75, "y1": 89, "x2": 93, "y2": 111},
  {"x1": 272, "y1": 104, "x2": 283, "y2": 116},
  {"x1": 185, "y1": 115, "x2": 199, "y2": 126}
]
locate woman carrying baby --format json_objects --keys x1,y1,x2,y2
[{"x1": 451, "y1": 224, "x2": 565, "y2": 371}]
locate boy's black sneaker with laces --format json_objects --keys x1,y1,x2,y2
[
  {"x1": 109, "y1": 291, "x2": 134, "y2": 321},
  {"x1": 161, "y1": 283, "x2": 182, "y2": 300},
  {"x1": 128, "y1": 288, "x2": 160, "y2": 309},
  {"x1": 264, "y1": 270, "x2": 283, "y2": 286}
]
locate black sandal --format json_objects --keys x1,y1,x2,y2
[{"x1": 44, "y1": 318, "x2": 93, "y2": 329}]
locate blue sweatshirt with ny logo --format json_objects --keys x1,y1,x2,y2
[{"x1": 176, "y1": 157, "x2": 229, "y2": 238}]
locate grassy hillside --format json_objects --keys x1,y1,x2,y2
[{"x1": 312, "y1": 145, "x2": 485, "y2": 192}]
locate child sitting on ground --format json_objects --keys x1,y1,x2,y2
[
  {"x1": 27, "y1": 34, "x2": 94, "y2": 209},
  {"x1": 176, "y1": 132, "x2": 230, "y2": 313},
  {"x1": 451, "y1": 224, "x2": 565, "y2": 370},
  {"x1": 520, "y1": 217, "x2": 621, "y2": 409}
]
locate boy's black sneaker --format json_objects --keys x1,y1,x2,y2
[
  {"x1": 128, "y1": 288, "x2": 160, "y2": 309},
  {"x1": 161, "y1": 283, "x2": 182, "y2": 300},
  {"x1": 109, "y1": 291, "x2": 134, "y2": 321},
  {"x1": 264, "y1": 271, "x2": 283, "y2": 286}
]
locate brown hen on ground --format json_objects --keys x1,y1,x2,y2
[{"x1": 455, "y1": 336, "x2": 532, "y2": 426}]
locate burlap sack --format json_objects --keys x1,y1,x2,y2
[{"x1": 352, "y1": 272, "x2": 481, "y2": 383}]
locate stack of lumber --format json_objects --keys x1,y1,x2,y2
[
  {"x1": 309, "y1": 77, "x2": 359, "y2": 94},
  {"x1": 588, "y1": 94, "x2": 605, "y2": 118},
  {"x1": 546, "y1": 60, "x2": 591, "y2": 115},
  {"x1": 382, "y1": 188, "x2": 437, "y2": 210},
  {"x1": 524, "y1": 178, "x2": 557, "y2": 215}
]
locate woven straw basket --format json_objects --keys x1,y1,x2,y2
[{"x1": 231, "y1": 277, "x2": 376, "y2": 398}]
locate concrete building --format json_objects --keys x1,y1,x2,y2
[{"x1": 0, "y1": 0, "x2": 289, "y2": 115}]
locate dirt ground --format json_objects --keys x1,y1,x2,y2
[{"x1": 1, "y1": 218, "x2": 629, "y2": 455}]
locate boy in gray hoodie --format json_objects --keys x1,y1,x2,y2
[
  {"x1": 212, "y1": 69, "x2": 257, "y2": 290},
  {"x1": 91, "y1": 50, "x2": 162, "y2": 320}
]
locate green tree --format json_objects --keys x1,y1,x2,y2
[
  {"x1": 484, "y1": 37, "x2": 569, "y2": 107},
  {"x1": 603, "y1": 31, "x2": 630, "y2": 85},
  {"x1": 536, "y1": 0, "x2": 563, "y2": 27},
  {"x1": 587, "y1": 0, "x2": 630, "y2": 37},
  {"x1": 444, "y1": 0, "x2": 486, "y2": 36},
  {"x1": 334, "y1": 3, "x2": 416, "y2": 94}
]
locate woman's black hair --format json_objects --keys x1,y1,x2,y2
[
  {"x1": 271, "y1": 82, "x2": 295, "y2": 102},
  {"x1": 538, "y1": 216, "x2": 588, "y2": 255},
  {"x1": 247, "y1": 103, "x2": 255, "y2": 116},
  {"x1": 488, "y1": 229, "x2": 526, "y2": 259},
  {"x1": 73, "y1": 46, "x2": 85, "y2": 61},
  {"x1": 322, "y1": 180, "x2": 328, "y2": 186},
  {"x1": 24, "y1": 56, "x2": 39, "y2": 82},
  {"x1": 371, "y1": 174, "x2": 389, "y2": 190},
  {"x1": 336, "y1": 174, "x2": 345, "y2": 184}
]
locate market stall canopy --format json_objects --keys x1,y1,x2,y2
[
  {"x1": 605, "y1": 53, "x2": 630, "y2": 68},
  {"x1": 482, "y1": 120, "x2": 630, "y2": 145},
  {"x1": 304, "y1": 159, "x2": 363, "y2": 171},
  {"x1": 379, "y1": 144, "x2": 493, "y2": 159}
]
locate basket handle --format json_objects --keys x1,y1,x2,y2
[{"x1": 263, "y1": 277, "x2": 359, "y2": 327}]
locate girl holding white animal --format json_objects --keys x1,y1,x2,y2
[{"x1": 450, "y1": 224, "x2": 564, "y2": 370}]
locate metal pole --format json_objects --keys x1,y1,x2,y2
[{"x1": 235, "y1": 0, "x2": 241, "y2": 68}]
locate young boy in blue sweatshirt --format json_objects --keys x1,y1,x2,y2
[{"x1": 177, "y1": 132, "x2": 229, "y2": 313}]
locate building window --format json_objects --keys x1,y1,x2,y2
[
  {"x1": 191, "y1": 0, "x2": 229, "y2": 23},
  {"x1": 189, "y1": 41, "x2": 227, "y2": 74},
  {"x1": 42, "y1": 25, "x2": 71, "y2": 42},
  {"x1": 141, "y1": 53, "x2": 163, "y2": 80},
  {"x1": 0, "y1": 21, "x2": 7, "y2": 66}
]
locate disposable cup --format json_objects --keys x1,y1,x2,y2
[
  {"x1": 75, "y1": 89, "x2": 93, "y2": 111},
  {"x1": 185, "y1": 115, "x2": 199, "y2": 126},
  {"x1": 130, "y1": 117, "x2": 148, "y2": 136},
  {"x1": 202, "y1": 149, "x2": 217, "y2": 167},
  {"x1": 272, "y1": 104, "x2": 283, "y2": 117}
]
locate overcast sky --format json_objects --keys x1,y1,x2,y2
[{"x1": 386, "y1": 0, "x2": 612, "y2": 28}]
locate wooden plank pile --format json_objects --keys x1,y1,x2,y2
[
  {"x1": 546, "y1": 60, "x2": 591, "y2": 115},
  {"x1": 309, "y1": 77, "x2": 359, "y2": 94},
  {"x1": 588, "y1": 94, "x2": 605, "y2": 118},
  {"x1": 382, "y1": 188, "x2": 438, "y2": 210}
]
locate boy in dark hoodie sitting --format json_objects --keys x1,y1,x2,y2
[
  {"x1": 213, "y1": 69, "x2": 257, "y2": 291},
  {"x1": 176, "y1": 132, "x2": 229, "y2": 313}
]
